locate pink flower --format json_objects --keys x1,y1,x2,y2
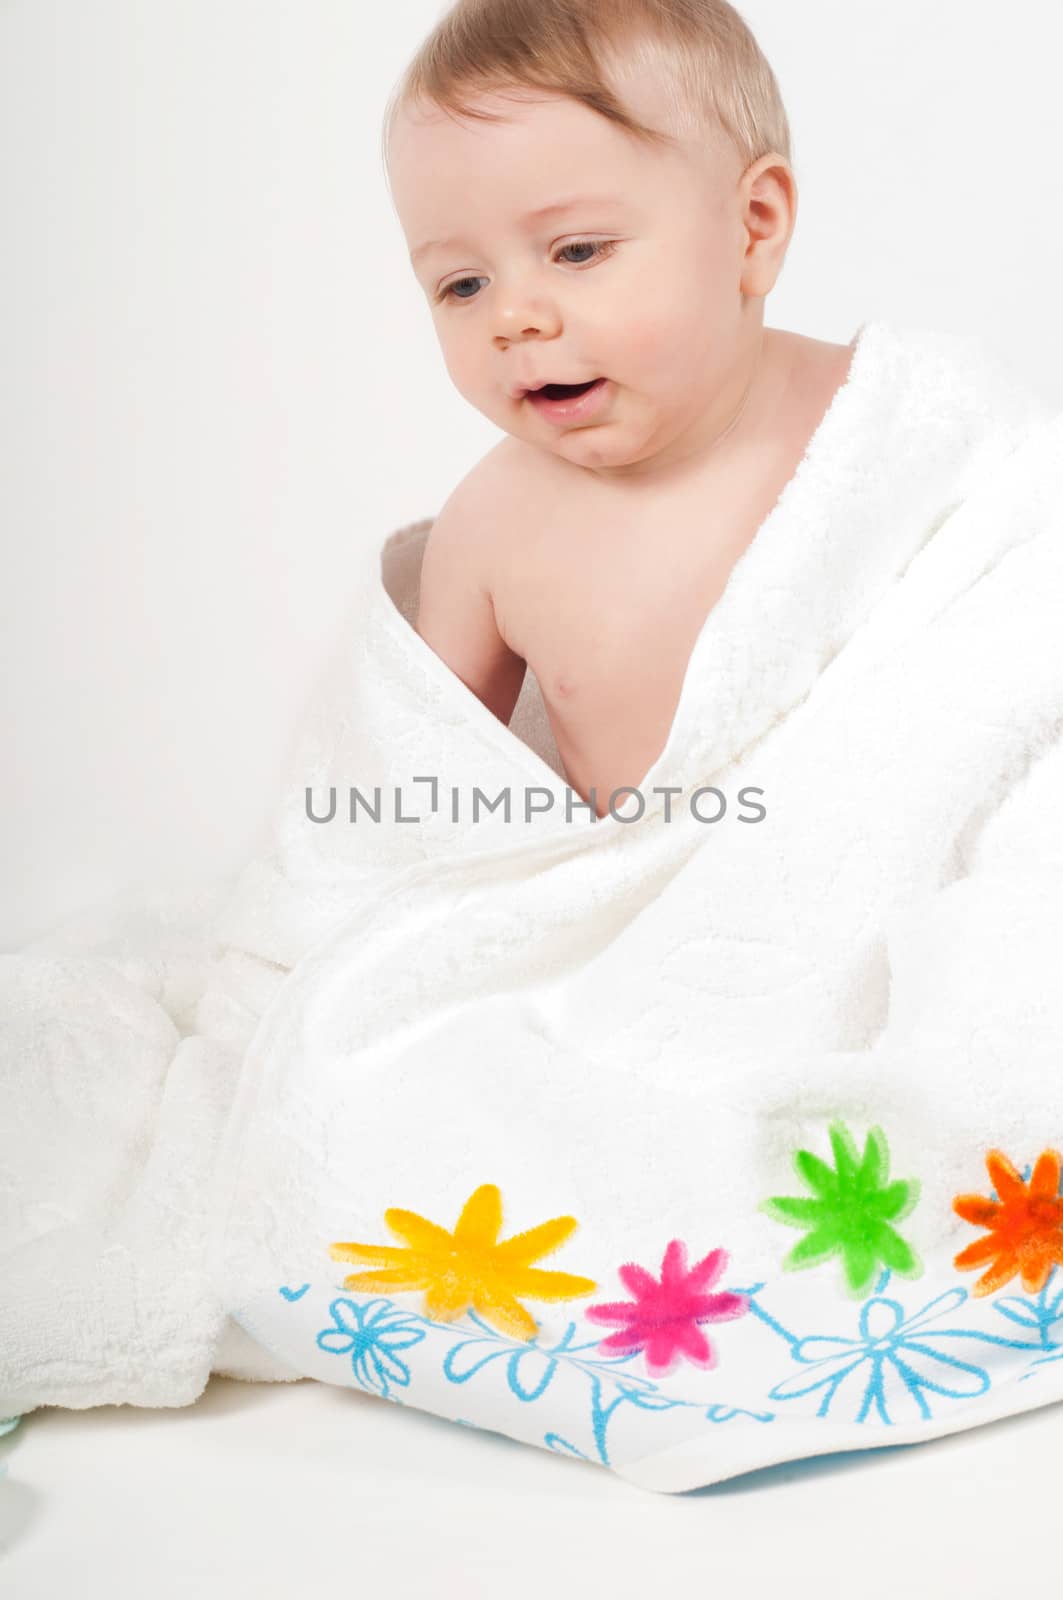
[{"x1": 585, "y1": 1239, "x2": 750, "y2": 1377}]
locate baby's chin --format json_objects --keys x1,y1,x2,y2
[
  {"x1": 467, "y1": 382, "x2": 678, "y2": 473},
  {"x1": 508, "y1": 418, "x2": 627, "y2": 468},
  {"x1": 548, "y1": 425, "x2": 633, "y2": 469},
  {"x1": 514, "y1": 396, "x2": 666, "y2": 470},
  {"x1": 493, "y1": 381, "x2": 641, "y2": 461}
]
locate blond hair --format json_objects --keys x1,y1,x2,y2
[{"x1": 381, "y1": 0, "x2": 792, "y2": 182}]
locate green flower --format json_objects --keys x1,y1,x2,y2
[{"x1": 760, "y1": 1121, "x2": 923, "y2": 1298}]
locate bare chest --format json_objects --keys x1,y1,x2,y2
[
  {"x1": 486, "y1": 337, "x2": 853, "y2": 812},
  {"x1": 492, "y1": 470, "x2": 786, "y2": 812}
]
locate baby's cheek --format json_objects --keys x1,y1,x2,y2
[
  {"x1": 595, "y1": 305, "x2": 671, "y2": 380},
  {"x1": 618, "y1": 313, "x2": 695, "y2": 382},
  {"x1": 439, "y1": 343, "x2": 486, "y2": 402}
]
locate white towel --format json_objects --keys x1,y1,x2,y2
[{"x1": 3, "y1": 319, "x2": 1061, "y2": 1494}]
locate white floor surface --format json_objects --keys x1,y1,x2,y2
[{"x1": 1, "y1": 1375, "x2": 1059, "y2": 1596}]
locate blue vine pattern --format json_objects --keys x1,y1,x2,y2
[
  {"x1": 244, "y1": 1160, "x2": 1063, "y2": 1470},
  {"x1": 272, "y1": 1257, "x2": 1063, "y2": 1470}
]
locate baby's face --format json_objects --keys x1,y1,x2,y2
[{"x1": 389, "y1": 77, "x2": 764, "y2": 479}]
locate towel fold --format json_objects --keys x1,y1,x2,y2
[{"x1": 3, "y1": 319, "x2": 1061, "y2": 1492}]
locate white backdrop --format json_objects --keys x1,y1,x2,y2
[{"x1": 3, "y1": 0, "x2": 1061, "y2": 948}]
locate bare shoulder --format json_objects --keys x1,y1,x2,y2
[
  {"x1": 776, "y1": 327, "x2": 858, "y2": 395},
  {"x1": 464, "y1": 433, "x2": 555, "y2": 505},
  {"x1": 413, "y1": 439, "x2": 538, "y2": 723},
  {"x1": 422, "y1": 436, "x2": 552, "y2": 591}
]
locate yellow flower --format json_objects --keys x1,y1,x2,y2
[{"x1": 329, "y1": 1182, "x2": 598, "y2": 1341}]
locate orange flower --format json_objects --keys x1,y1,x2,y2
[{"x1": 952, "y1": 1148, "x2": 1063, "y2": 1297}]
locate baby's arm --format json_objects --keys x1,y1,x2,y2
[{"x1": 414, "y1": 470, "x2": 527, "y2": 727}]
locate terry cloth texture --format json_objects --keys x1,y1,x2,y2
[{"x1": 2, "y1": 319, "x2": 1062, "y2": 1493}]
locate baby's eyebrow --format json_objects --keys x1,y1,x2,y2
[{"x1": 409, "y1": 194, "x2": 628, "y2": 266}]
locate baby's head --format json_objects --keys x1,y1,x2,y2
[{"x1": 384, "y1": 0, "x2": 795, "y2": 479}]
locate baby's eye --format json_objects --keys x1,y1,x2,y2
[
  {"x1": 555, "y1": 239, "x2": 610, "y2": 266},
  {"x1": 441, "y1": 275, "x2": 487, "y2": 303},
  {"x1": 437, "y1": 239, "x2": 616, "y2": 304}
]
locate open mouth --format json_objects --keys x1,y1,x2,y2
[{"x1": 530, "y1": 379, "x2": 602, "y2": 400}]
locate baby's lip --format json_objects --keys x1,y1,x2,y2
[{"x1": 512, "y1": 376, "x2": 603, "y2": 398}]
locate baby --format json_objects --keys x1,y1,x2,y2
[{"x1": 384, "y1": 0, "x2": 855, "y2": 818}]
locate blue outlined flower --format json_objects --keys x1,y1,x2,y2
[
  {"x1": 316, "y1": 1296, "x2": 426, "y2": 1397},
  {"x1": 991, "y1": 1275, "x2": 1063, "y2": 1381},
  {"x1": 440, "y1": 1309, "x2": 692, "y2": 1465},
  {"x1": 442, "y1": 1309, "x2": 667, "y2": 1401},
  {"x1": 768, "y1": 1286, "x2": 989, "y2": 1424}
]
